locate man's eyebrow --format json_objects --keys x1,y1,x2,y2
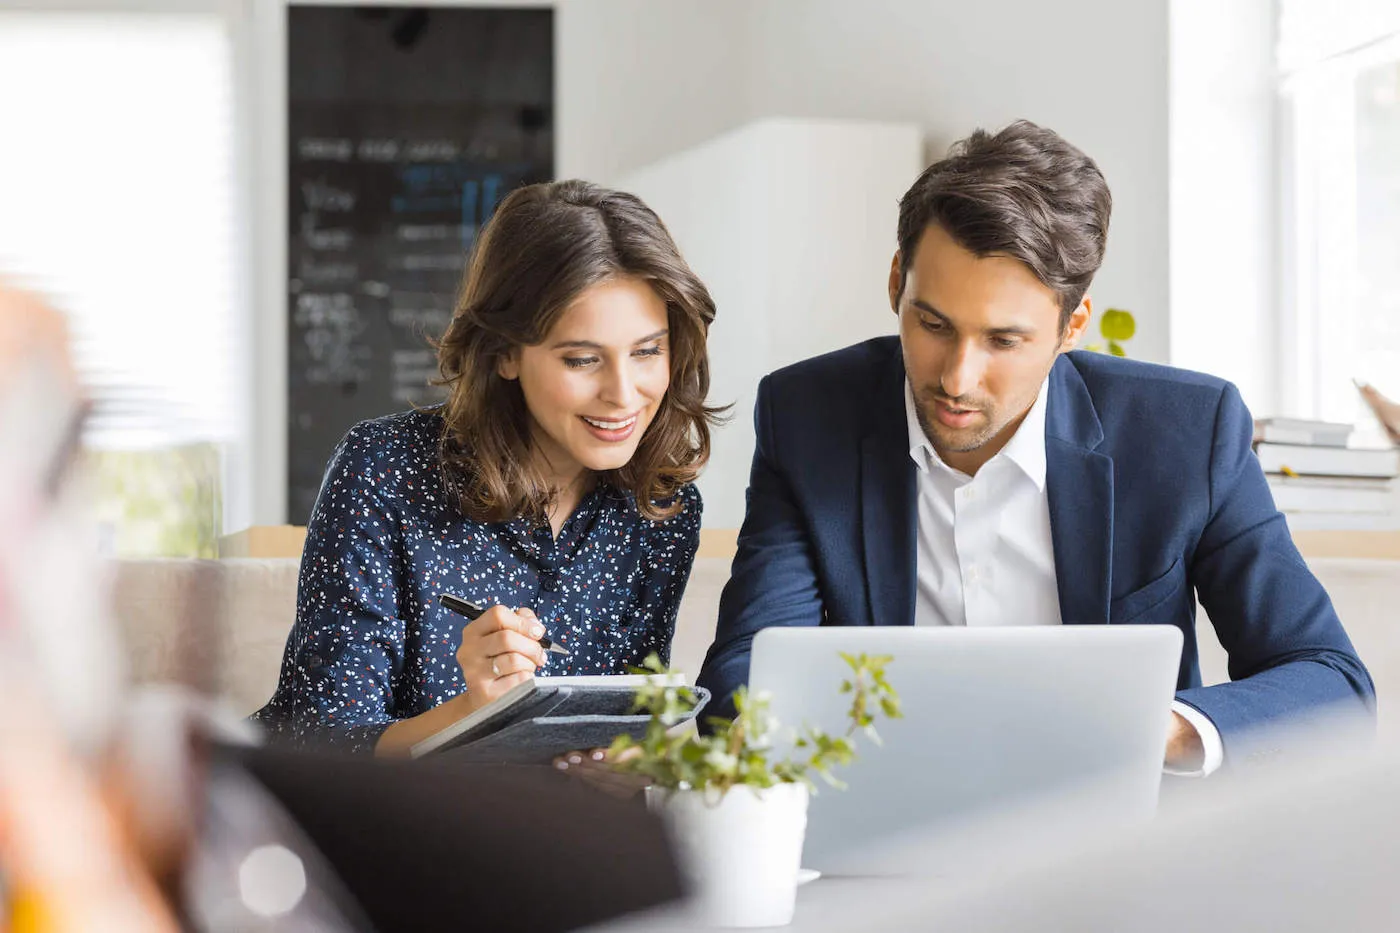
[
  {"x1": 911, "y1": 299, "x2": 1034, "y2": 337},
  {"x1": 911, "y1": 299, "x2": 949, "y2": 323},
  {"x1": 548, "y1": 328, "x2": 669, "y2": 351}
]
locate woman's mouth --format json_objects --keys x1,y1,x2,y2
[{"x1": 581, "y1": 413, "x2": 639, "y2": 442}]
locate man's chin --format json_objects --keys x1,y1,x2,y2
[{"x1": 925, "y1": 423, "x2": 993, "y2": 455}]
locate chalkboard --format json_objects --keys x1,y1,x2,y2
[{"x1": 287, "y1": 5, "x2": 553, "y2": 523}]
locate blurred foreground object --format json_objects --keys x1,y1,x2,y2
[
  {"x1": 1357, "y1": 380, "x2": 1400, "y2": 445},
  {"x1": 0, "y1": 283, "x2": 178, "y2": 929}
]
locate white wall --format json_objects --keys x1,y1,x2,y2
[
  {"x1": 619, "y1": 119, "x2": 921, "y2": 527},
  {"x1": 555, "y1": 0, "x2": 750, "y2": 182},
  {"x1": 1168, "y1": 0, "x2": 1279, "y2": 415},
  {"x1": 242, "y1": 0, "x2": 1241, "y2": 525},
  {"x1": 742, "y1": 0, "x2": 1173, "y2": 366}
]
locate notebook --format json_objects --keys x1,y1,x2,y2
[{"x1": 408, "y1": 674, "x2": 709, "y2": 764}]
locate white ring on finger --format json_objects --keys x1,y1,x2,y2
[{"x1": 491, "y1": 658, "x2": 501, "y2": 677}]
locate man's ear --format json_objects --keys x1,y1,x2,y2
[
  {"x1": 888, "y1": 252, "x2": 902, "y2": 314},
  {"x1": 1060, "y1": 296, "x2": 1092, "y2": 352},
  {"x1": 497, "y1": 349, "x2": 521, "y2": 381}
]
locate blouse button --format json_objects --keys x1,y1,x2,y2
[
  {"x1": 307, "y1": 654, "x2": 324, "y2": 669},
  {"x1": 540, "y1": 573, "x2": 559, "y2": 593}
]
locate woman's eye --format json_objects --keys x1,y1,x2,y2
[
  {"x1": 563, "y1": 356, "x2": 597, "y2": 369},
  {"x1": 633, "y1": 345, "x2": 664, "y2": 359}
]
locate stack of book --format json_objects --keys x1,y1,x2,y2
[{"x1": 1254, "y1": 418, "x2": 1400, "y2": 531}]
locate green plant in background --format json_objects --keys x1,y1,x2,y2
[
  {"x1": 608, "y1": 652, "x2": 902, "y2": 797},
  {"x1": 86, "y1": 442, "x2": 223, "y2": 557},
  {"x1": 1083, "y1": 307, "x2": 1136, "y2": 357}
]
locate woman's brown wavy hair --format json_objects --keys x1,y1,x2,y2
[{"x1": 433, "y1": 179, "x2": 724, "y2": 525}]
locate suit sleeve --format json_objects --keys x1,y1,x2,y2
[
  {"x1": 695, "y1": 376, "x2": 825, "y2": 722},
  {"x1": 1175, "y1": 383, "x2": 1375, "y2": 758}
]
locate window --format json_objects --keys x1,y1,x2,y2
[
  {"x1": 0, "y1": 10, "x2": 242, "y2": 555},
  {"x1": 1278, "y1": 0, "x2": 1400, "y2": 440}
]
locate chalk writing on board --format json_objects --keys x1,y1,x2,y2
[
  {"x1": 297, "y1": 138, "x2": 353, "y2": 161},
  {"x1": 299, "y1": 215, "x2": 353, "y2": 251},
  {"x1": 301, "y1": 178, "x2": 357, "y2": 212},
  {"x1": 285, "y1": 4, "x2": 554, "y2": 523}
]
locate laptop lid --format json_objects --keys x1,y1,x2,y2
[{"x1": 749, "y1": 625, "x2": 1183, "y2": 876}]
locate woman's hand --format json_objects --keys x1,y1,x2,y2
[
  {"x1": 377, "y1": 604, "x2": 549, "y2": 757},
  {"x1": 455, "y1": 605, "x2": 550, "y2": 706},
  {"x1": 553, "y1": 746, "x2": 652, "y2": 800}
]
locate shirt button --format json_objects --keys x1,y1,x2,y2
[{"x1": 540, "y1": 574, "x2": 559, "y2": 593}]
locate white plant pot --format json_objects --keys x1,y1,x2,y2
[{"x1": 647, "y1": 782, "x2": 810, "y2": 928}]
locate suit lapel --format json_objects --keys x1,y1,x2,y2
[
  {"x1": 861, "y1": 351, "x2": 917, "y2": 627},
  {"x1": 1045, "y1": 355, "x2": 1115, "y2": 626}
]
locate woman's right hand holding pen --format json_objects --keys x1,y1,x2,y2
[
  {"x1": 377, "y1": 604, "x2": 549, "y2": 757},
  {"x1": 455, "y1": 605, "x2": 550, "y2": 705}
]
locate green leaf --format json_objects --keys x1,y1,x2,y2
[
  {"x1": 1108, "y1": 340, "x2": 1127, "y2": 357},
  {"x1": 1100, "y1": 308, "x2": 1136, "y2": 342}
]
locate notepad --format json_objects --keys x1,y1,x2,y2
[{"x1": 409, "y1": 674, "x2": 708, "y2": 763}]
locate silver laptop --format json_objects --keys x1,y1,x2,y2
[{"x1": 749, "y1": 625, "x2": 1184, "y2": 875}]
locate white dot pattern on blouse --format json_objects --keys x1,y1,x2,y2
[{"x1": 252, "y1": 408, "x2": 702, "y2": 752}]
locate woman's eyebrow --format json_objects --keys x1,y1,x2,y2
[{"x1": 549, "y1": 328, "x2": 669, "y2": 351}]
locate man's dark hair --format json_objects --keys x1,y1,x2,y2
[{"x1": 895, "y1": 120, "x2": 1112, "y2": 331}]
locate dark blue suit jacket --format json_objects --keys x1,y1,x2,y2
[{"x1": 696, "y1": 337, "x2": 1374, "y2": 757}]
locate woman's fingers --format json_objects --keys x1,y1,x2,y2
[
  {"x1": 465, "y1": 604, "x2": 545, "y2": 640},
  {"x1": 552, "y1": 747, "x2": 653, "y2": 799},
  {"x1": 454, "y1": 604, "x2": 548, "y2": 696},
  {"x1": 478, "y1": 629, "x2": 547, "y2": 667},
  {"x1": 486, "y1": 651, "x2": 536, "y2": 679}
]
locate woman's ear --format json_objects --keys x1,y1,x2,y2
[{"x1": 497, "y1": 348, "x2": 521, "y2": 381}]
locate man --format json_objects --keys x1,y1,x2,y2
[{"x1": 695, "y1": 121, "x2": 1373, "y2": 774}]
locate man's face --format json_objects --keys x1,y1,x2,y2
[{"x1": 890, "y1": 224, "x2": 1090, "y2": 475}]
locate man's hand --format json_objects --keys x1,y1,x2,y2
[{"x1": 1165, "y1": 710, "x2": 1205, "y2": 771}]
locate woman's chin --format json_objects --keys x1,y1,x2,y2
[
  {"x1": 564, "y1": 436, "x2": 641, "y2": 473},
  {"x1": 577, "y1": 449, "x2": 638, "y2": 473}
]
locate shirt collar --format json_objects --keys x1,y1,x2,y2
[{"x1": 903, "y1": 375, "x2": 1051, "y2": 490}]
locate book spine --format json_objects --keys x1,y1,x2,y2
[
  {"x1": 1269, "y1": 483, "x2": 1397, "y2": 514},
  {"x1": 1255, "y1": 444, "x2": 1400, "y2": 479}
]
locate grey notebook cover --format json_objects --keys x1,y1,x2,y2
[{"x1": 416, "y1": 681, "x2": 711, "y2": 765}]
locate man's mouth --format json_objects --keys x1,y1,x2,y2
[{"x1": 931, "y1": 398, "x2": 981, "y2": 428}]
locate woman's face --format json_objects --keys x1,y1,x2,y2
[{"x1": 498, "y1": 276, "x2": 671, "y2": 483}]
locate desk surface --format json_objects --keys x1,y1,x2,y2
[{"x1": 588, "y1": 876, "x2": 937, "y2": 933}]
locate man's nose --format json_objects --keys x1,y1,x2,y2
[{"x1": 940, "y1": 341, "x2": 985, "y2": 400}]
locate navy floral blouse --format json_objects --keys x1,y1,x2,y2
[{"x1": 253, "y1": 408, "x2": 702, "y2": 752}]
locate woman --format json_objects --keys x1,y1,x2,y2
[{"x1": 254, "y1": 180, "x2": 723, "y2": 755}]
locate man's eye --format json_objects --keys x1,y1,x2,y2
[
  {"x1": 992, "y1": 337, "x2": 1020, "y2": 350},
  {"x1": 919, "y1": 318, "x2": 945, "y2": 333}
]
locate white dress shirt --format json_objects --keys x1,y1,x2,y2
[{"x1": 903, "y1": 378, "x2": 1223, "y2": 776}]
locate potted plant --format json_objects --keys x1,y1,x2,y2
[
  {"x1": 608, "y1": 653, "x2": 901, "y2": 928},
  {"x1": 1083, "y1": 307, "x2": 1136, "y2": 356}
]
